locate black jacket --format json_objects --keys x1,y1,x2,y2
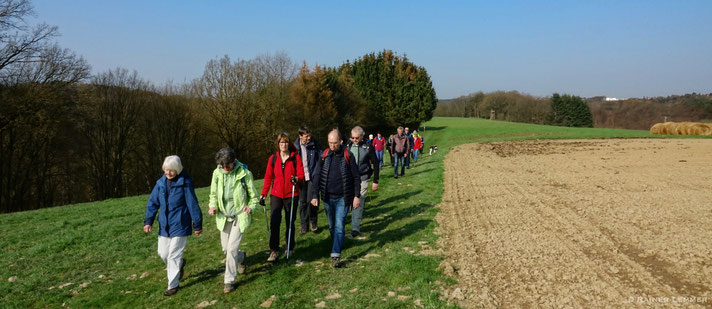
[
  {"x1": 345, "y1": 140, "x2": 380, "y2": 184},
  {"x1": 312, "y1": 147, "x2": 361, "y2": 206}
]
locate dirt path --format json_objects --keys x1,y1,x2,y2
[{"x1": 436, "y1": 139, "x2": 712, "y2": 308}]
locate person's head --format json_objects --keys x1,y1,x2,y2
[
  {"x1": 275, "y1": 132, "x2": 292, "y2": 153},
  {"x1": 405, "y1": 127, "x2": 410, "y2": 134},
  {"x1": 368, "y1": 134, "x2": 373, "y2": 140},
  {"x1": 350, "y1": 126, "x2": 365, "y2": 145},
  {"x1": 162, "y1": 155, "x2": 183, "y2": 180},
  {"x1": 377, "y1": 131, "x2": 382, "y2": 138},
  {"x1": 413, "y1": 130, "x2": 418, "y2": 137},
  {"x1": 215, "y1": 148, "x2": 236, "y2": 173},
  {"x1": 328, "y1": 129, "x2": 342, "y2": 152},
  {"x1": 397, "y1": 126, "x2": 404, "y2": 135},
  {"x1": 298, "y1": 125, "x2": 311, "y2": 145}
]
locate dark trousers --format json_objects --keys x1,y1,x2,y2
[
  {"x1": 269, "y1": 195, "x2": 297, "y2": 251},
  {"x1": 298, "y1": 180, "x2": 318, "y2": 229},
  {"x1": 404, "y1": 151, "x2": 411, "y2": 167}
]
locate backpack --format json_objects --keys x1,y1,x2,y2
[
  {"x1": 270, "y1": 152, "x2": 298, "y2": 176},
  {"x1": 322, "y1": 148, "x2": 351, "y2": 163}
]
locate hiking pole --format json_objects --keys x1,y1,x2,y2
[
  {"x1": 286, "y1": 180, "x2": 297, "y2": 260},
  {"x1": 260, "y1": 196, "x2": 270, "y2": 233}
]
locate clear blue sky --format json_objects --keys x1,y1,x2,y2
[{"x1": 33, "y1": 0, "x2": 712, "y2": 99}]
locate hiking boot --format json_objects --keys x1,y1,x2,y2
[
  {"x1": 300, "y1": 226, "x2": 308, "y2": 235},
  {"x1": 237, "y1": 262, "x2": 245, "y2": 274},
  {"x1": 267, "y1": 250, "x2": 279, "y2": 262},
  {"x1": 163, "y1": 287, "x2": 179, "y2": 296},
  {"x1": 224, "y1": 283, "x2": 235, "y2": 294},
  {"x1": 311, "y1": 225, "x2": 318, "y2": 233},
  {"x1": 331, "y1": 257, "x2": 342, "y2": 268},
  {"x1": 394, "y1": 175, "x2": 399, "y2": 179},
  {"x1": 351, "y1": 230, "x2": 360, "y2": 238},
  {"x1": 178, "y1": 258, "x2": 186, "y2": 280}
]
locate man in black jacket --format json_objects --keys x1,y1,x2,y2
[
  {"x1": 311, "y1": 129, "x2": 361, "y2": 268},
  {"x1": 294, "y1": 125, "x2": 322, "y2": 234},
  {"x1": 345, "y1": 126, "x2": 379, "y2": 237}
]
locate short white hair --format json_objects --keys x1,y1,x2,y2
[
  {"x1": 351, "y1": 126, "x2": 365, "y2": 137},
  {"x1": 162, "y1": 155, "x2": 183, "y2": 175}
]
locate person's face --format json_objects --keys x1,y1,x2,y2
[
  {"x1": 405, "y1": 128, "x2": 410, "y2": 134},
  {"x1": 299, "y1": 133, "x2": 311, "y2": 144},
  {"x1": 351, "y1": 131, "x2": 362, "y2": 144},
  {"x1": 377, "y1": 133, "x2": 382, "y2": 138},
  {"x1": 164, "y1": 169, "x2": 177, "y2": 179},
  {"x1": 279, "y1": 139, "x2": 289, "y2": 152},
  {"x1": 328, "y1": 134, "x2": 340, "y2": 151},
  {"x1": 221, "y1": 162, "x2": 235, "y2": 173},
  {"x1": 397, "y1": 128, "x2": 403, "y2": 135}
]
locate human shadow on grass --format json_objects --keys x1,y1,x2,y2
[{"x1": 405, "y1": 168, "x2": 435, "y2": 177}]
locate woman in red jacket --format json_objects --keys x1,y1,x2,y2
[{"x1": 261, "y1": 132, "x2": 305, "y2": 261}]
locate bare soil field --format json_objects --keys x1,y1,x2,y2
[{"x1": 436, "y1": 139, "x2": 712, "y2": 308}]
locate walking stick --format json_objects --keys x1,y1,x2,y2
[
  {"x1": 286, "y1": 182, "x2": 296, "y2": 260},
  {"x1": 260, "y1": 197, "x2": 270, "y2": 233}
]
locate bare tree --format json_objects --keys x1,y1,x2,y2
[{"x1": 0, "y1": 0, "x2": 59, "y2": 76}]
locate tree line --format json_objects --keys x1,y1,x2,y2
[
  {"x1": 434, "y1": 90, "x2": 593, "y2": 127},
  {"x1": 587, "y1": 93, "x2": 712, "y2": 130},
  {"x1": 0, "y1": 0, "x2": 437, "y2": 213}
]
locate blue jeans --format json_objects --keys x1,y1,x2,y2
[
  {"x1": 323, "y1": 197, "x2": 349, "y2": 257},
  {"x1": 413, "y1": 149, "x2": 419, "y2": 162},
  {"x1": 394, "y1": 153, "x2": 405, "y2": 177},
  {"x1": 375, "y1": 150, "x2": 383, "y2": 169}
]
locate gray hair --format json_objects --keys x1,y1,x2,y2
[
  {"x1": 397, "y1": 126, "x2": 404, "y2": 130},
  {"x1": 351, "y1": 126, "x2": 365, "y2": 137},
  {"x1": 162, "y1": 155, "x2": 183, "y2": 175},
  {"x1": 215, "y1": 148, "x2": 236, "y2": 165}
]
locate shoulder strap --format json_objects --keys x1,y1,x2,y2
[
  {"x1": 240, "y1": 164, "x2": 249, "y2": 201},
  {"x1": 322, "y1": 149, "x2": 329, "y2": 158},
  {"x1": 271, "y1": 152, "x2": 279, "y2": 169},
  {"x1": 343, "y1": 148, "x2": 350, "y2": 163}
]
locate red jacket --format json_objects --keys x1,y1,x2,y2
[
  {"x1": 372, "y1": 136, "x2": 386, "y2": 151},
  {"x1": 414, "y1": 137, "x2": 422, "y2": 150},
  {"x1": 262, "y1": 151, "x2": 305, "y2": 199}
]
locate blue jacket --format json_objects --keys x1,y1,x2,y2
[
  {"x1": 293, "y1": 139, "x2": 322, "y2": 179},
  {"x1": 144, "y1": 173, "x2": 203, "y2": 237}
]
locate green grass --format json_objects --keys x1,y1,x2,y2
[{"x1": 0, "y1": 117, "x2": 684, "y2": 308}]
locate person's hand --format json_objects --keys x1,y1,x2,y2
[
  {"x1": 390, "y1": 153, "x2": 394, "y2": 157},
  {"x1": 259, "y1": 195, "x2": 266, "y2": 206},
  {"x1": 372, "y1": 183, "x2": 379, "y2": 191},
  {"x1": 143, "y1": 225, "x2": 151, "y2": 233},
  {"x1": 242, "y1": 206, "x2": 252, "y2": 214},
  {"x1": 353, "y1": 197, "x2": 360, "y2": 209},
  {"x1": 195, "y1": 230, "x2": 202, "y2": 236},
  {"x1": 208, "y1": 207, "x2": 217, "y2": 215},
  {"x1": 310, "y1": 198, "x2": 318, "y2": 206},
  {"x1": 290, "y1": 176, "x2": 298, "y2": 185}
]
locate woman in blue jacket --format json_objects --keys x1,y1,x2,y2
[{"x1": 143, "y1": 155, "x2": 203, "y2": 296}]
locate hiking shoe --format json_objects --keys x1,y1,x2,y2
[
  {"x1": 224, "y1": 283, "x2": 235, "y2": 294},
  {"x1": 331, "y1": 257, "x2": 342, "y2": 268},
  {"x1": 237, "y1": 262, "x2": 245, "y2": 274},
  {"x1": 311, "y1": 225, "x2": 318, "y2": 233},
  {"x1": 163, "y1": 287, "x2": 179, "y2": 296},
  {"x1": 300, "y1": 226, "x2": 308, "y2": 235},
  {"x1": 267, "y1": 250, "x2": 279, "y2": 262},
  {"x1": 351, "y1": 230, "x2": 360, "y2": 238},
  {"x1": 178, "y1": 258, "x2": 186, "y2": 280},
  {"x1": 394, "y1": 175, "x2": 399, "y2": 179}
]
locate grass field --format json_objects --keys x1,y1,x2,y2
[{"x1": 0, "y1": 117, "x2": 661, "y2": 308}]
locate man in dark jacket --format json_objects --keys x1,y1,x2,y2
[
  {"x1": 345, "y1": 126, "x2": 379, "y2": 237},
  {"x1": 294, "y1": 125, "x2": 322, "y2": 234},
  {"x1": 311, "y1": 129, "x2": 361, "y2": 268},
  {"x1": 404, "y1": 127, "x2": 414, "y2": 168},
  {"x1": 390, "y1": 126, "x2": 410, "y2": 178}
]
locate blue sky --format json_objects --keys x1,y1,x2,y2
[{"x1": 33, "y1": 0, "x2": 712, "y2": 99}]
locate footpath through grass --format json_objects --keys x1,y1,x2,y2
[{"x1": 0, "y1": 117, "x2": 660, "y2": 308}]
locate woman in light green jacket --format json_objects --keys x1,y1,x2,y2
[{"x1": 208, "y1": 148, "x2": 259, "y2": 293}]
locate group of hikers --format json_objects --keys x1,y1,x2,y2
[{"x1": 143, "y1": 125, "x2": 425, "y2": 296}]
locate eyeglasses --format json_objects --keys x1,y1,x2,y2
[{"x1": 350, "y1": 136, "x2": 361, "y2": 140}]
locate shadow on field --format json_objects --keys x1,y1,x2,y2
[
  {"x1": 406, "y1": 168, "x2": 435, "y2": 177},
  {"x1": 421, "y1": 126, "x2": 446, "y2": 131}
]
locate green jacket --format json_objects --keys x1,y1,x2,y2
[{"x1": 209, "y1": 160, "x2": 259, "y2": 233}]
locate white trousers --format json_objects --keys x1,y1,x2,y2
[
  {"x1": 221, "y1": 220, "x2": 244, "y2": 284},
  {"x1": 157, "y1": 236, "x2": 187, "y2": 289}
]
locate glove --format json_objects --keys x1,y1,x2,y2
[
  {"x1": 290, "y1": 176, "x2": 298, "y2": 185},
  {"x1": 259, "y1": 195, "x2": 266, "y2": 206}
]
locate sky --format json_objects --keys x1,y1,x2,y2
[{"x1": 31, "y1": 0, "x2": 712, "y2": 99}]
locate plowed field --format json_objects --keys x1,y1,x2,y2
[{"x1": 436, "y1": 139, "x2": 712, "y2": 308}]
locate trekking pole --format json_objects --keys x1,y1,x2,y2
[
  {"x1": 286, "y1": 182, "x2": 296, "y2": 260},
  {"x1": 260, "y1": 196, "x2": 269, "y2": 233}
]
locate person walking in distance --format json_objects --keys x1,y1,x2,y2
[
  {"x1": 404, "y1": 127, "x2": 414, "y2": 169},
  {"x1": 346, "y1": 126, "x2": 380, "y2": 237},
  {"x1": 390, "y1": 126, "x2": 410, "y2": 178},
  {"x1": 311, "y1": 129, "x2": 361, "y2": 268},
  {"x1": 372, "y1": 131, "x2": 386, "y2": 169},
  {"x1": 261, "y1": 132, "x2": 305, "y2": 262},
  {"x1": 293, "y1": 125, "x2": 322, "y2": 234},
  {"x1": 207, "y1": 148, "x2": 259, "y2": 293}
]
